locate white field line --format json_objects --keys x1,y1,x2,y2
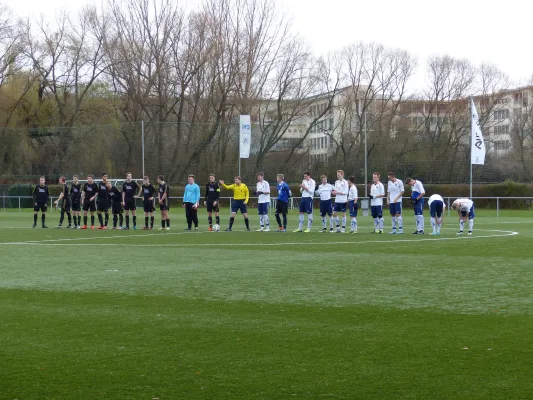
[{"x1": 0, "y1": 228, "x2": 518, "y2": 247}]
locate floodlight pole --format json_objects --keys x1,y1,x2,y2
[
  {"x1": 364, "y1": 111, "x2": 368, "y2": 198},
  {"x1": 141, "y1": 120, "x2": 145, "y2": 178}
]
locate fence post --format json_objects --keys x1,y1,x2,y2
[
  {"x1": 447, "y1": 197, "x2": 451, "y2": 217},
  {"x1": 496, "y1": 197, "x2": 499, "y2": 220},
  {"x1": 19, "y1": 196, "x2": 21, "y2": 212}
]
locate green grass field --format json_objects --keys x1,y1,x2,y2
[{"x1": 1, "y1": 209, "x2": 532, "y2": 400}]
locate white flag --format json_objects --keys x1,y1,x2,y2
[
  {"x1": 471, "y1": 98, "x2": 486, "y2": 165},
  {"x1": 239, "y1": 115, "x2": 251, "y2": 159}
]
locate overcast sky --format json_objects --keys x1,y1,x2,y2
[{"x1": 5, "y1": 0, "x2": 531, "y2": 92}]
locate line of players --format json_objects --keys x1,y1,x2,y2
[{"x1": 31, "y1": 170, "x2": 476, "y2": 235}]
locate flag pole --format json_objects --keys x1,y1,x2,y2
[{"x1": 469, "y1": 96, "x2": 473, "y2": 199}]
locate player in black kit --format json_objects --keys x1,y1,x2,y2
[
  {"x1": 32, "y1": 176, "x2": 49, "y2": 228},
  {"x1": 53, "y1": 176, "x2": 72, "y2": 228},
  {"x1": 97, "y1": 173, "x2": 110, "y2": 229},
  {"x1": 137, "y1": 176, "x2": 156, "y2": 230},
  {"x1": 122, "y1": 172, "x2": 140, "y2": 230},
  {"x1": 81, "y1": 174, "x2": 99, "y2": 229},
  {"x1": 70, "y1": 175, "x2": 82, "y2": 228},
  {"x1": 204, "y1": 173, "x2": 220, "y2": 231},
  {"x1": 157, "y1": 175, "x2": 170, "y2": 230},
  {"x1": 106, "y1": 181, "x2": 124, "y2": 229}
]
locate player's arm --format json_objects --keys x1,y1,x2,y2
[
  {"x1": 395, "y1": 189, "x2": 404, "y2": 203},
  {"x1": 264, "y1": 183, "x2": 270, "y2": 194},
  {"x1": 204, "y1": 184, "x2": 209, "y2": 204},
  {"x1": 45, "y1": 187, "x2": 50, "y2": 204},
  {"x1": 244, "y1": 185, "x2": 249, "y2": 204},
  {"x1": 54, "y1": 189, "x2": 64, "y2": 205},
  {"x1": 81, "y1": 186, "x2": 86, "y2": 203},
  {"x1": 375, "y1": 185, "x2": 385, "y2": 198},
  {"x1": 122, "y1": 184, "x2": 126, "y2": 204}
]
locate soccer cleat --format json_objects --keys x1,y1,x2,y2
[
  {"x1": 77, "y1": 226, "x2": 81, "y2": 229},
  {"x1": 304, "y1": 228, "x2": 311, "y2": 233},
  {"x1": 158, "y1": 227, "x2": 165, "y2": 230},
  {"x1": 32, "y1": 224, "x2": 36, "y2": 228},
  {"x1": 91, "y1": 226, "x2": 95, "y2": 230},
  {"x1": 468, "y1": 231, "x2": 472, "y2": 236},
  {"x1": 117, "y1": 227, "x2": 122, "y2": 230},
  {"x1": 66, "y1": 225, "x2": 72, "y2": 229},
  {"x1": 164, "y1": 227, "x2": 170, "y2": 231},
  {"x1": 330, "y1": 229, "x2": 336, "y2": 233},
  {"x1": 320, "y1": 228, "x2": 327, "y2": 232},
  {"x1": 225, "y1": 228, "x2": 232, "y2": 232},
  {"x1": 123, "y1": 227, "x2": 129, "y2": 230},
  {"x1": 56, "y1": 225, "x2": 62, "y2": 229},
  {"x1": 429, "y1": 232, "x2": 438, "y2": 236},
  {"x1": 208, "y1": 227, "x2": 213, "y2": 232},
  {"x1": 341, "y1": 228, "x2": 346, "y2": 233},
  {"x1": 149, "y1": 227, "x2": 153, "y2": 230},
  {"x1": 247, "y1": 228, "x2": 251, "y2": 231},
  {"x1": 81, "y1": 225, "x2": 87, "y2": 230},
  {"x1": 378, "y1": 230, "x2": 383, "y2": 234},
  {"x1": 102, "y1": 226, "x2": 107, "y2": 230},
  {"x1": 264, "y1": 227, "x2": 270, "y2": 232},
  {"x1": 133, "y1": 226, "x2": 137, "y2": 230},
  {"x1": 411, "y1": 231, "x2": 419, "y2": 235},
  {"x1": 97, "y1": 226, "x2": 104, "y2": 230},
  {"x1": 329, "y1": 228, "x2": 334, "y2": 232},
  {"x1": 280, "y1": 229, "x2": 287, "y2": 232},
  {"x1": 256, "y1": 227, "x2": 264, "y2": 232},
  {"x1": 389, "y1": 230, "x2": 396, "y2": 234},
  {"x1": 42, "y1": 225, "x2": 48, "y2": 228},
  {"x1": 418, "y1": 231, "x2": 424, "y2": 235},
  {"x1": 398, "y1": 230, "x2": 404, "y2": 234},
  {"x1": 142, "y1": 227, "x2": 149, "y2": 230},
  {"x1": 184, "y1": 228, "x2": 191, "y2": 231},
  {"x1": 293, "y1": 228, "x2": 302, "y2": 232},
  {"x1": 457, "y1": 231, "x2": 463, "y2": 235}
]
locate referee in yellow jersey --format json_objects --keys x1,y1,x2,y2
[{"x1": 219, "y1": 176, "x2": 250, "y2": 231}]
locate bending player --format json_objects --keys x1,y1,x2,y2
[
  {"x1": 452, "y1": 198, "x2": 475, "y2": 235},
  {"x1": 428, "y1": 194, "x2": 445, "y2": 236},
  {"x1": 406, "y1": 177, "x2": 426, "y2": 234}
]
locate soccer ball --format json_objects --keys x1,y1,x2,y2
[{"x1": 213, "y1": 224, "x2": 220, "y2": 231}]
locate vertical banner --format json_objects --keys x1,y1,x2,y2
[
  {"x1": 471, "y1": 98, "x2": 486, "y2": 165},
  {"x1": 239, "y1": 115, "x2": 251, "y2": 159}
]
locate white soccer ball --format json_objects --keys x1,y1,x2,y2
[{"x1": 213, "y1": 224, "x2": 220, "y2": 231}]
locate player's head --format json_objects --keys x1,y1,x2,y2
[
  {"x1": 257, "y1": 172, "x2": 264, "y2": 182},
  {"x1": 348, "y1": 176, "x2": 355, "y2": 185},
  {"x1": 320, "y1": 175, "x2": 327, "y2": 184},
  {"x1": 59, "y1": 176, "x2": 66, "y2": 184},
  {"x1": 276, "y1": 173, "x2": 284, "y2": 183},
  {"x1": 336, "y1": 170, "x2": 344, "y2": 180},
  {"x1": 303, "y1": 171, "x2": 311, "y2": 180},
  {"x1": 187, "y1": 174, "x2": 194, "y2": 184},
  {"x1": 451, "y1": 200, "x2": 460, "y2": 211},
  {"x1": 73, "y1": 175, "x2": 79, "y2": 184},
  {"x1": 405, "y1": 177, "x2": 414, "y2": 186},
  {"x1": 372, "y1": 172, "x2": 380, "y2": 183},
  {"x1": 101, "y1": 173, "x2": 108, "y2": 183},
  {"x1": 157, "y1": 175, "x2": 165, "y2": 184},
  {"x1": 387, "y1": 172, "x2": 396, "y2": 181},
  {"x1": 125, "y1": 172, "x2": 132, "y2": 182},
  {"x1": 39, "y1": 176, "x2": 45, "y2": 186},
  {"x1": 209, "y1": 173, "x2": 216, "y2": 183},
  {"x1": 87, "y1": 174, "x2": 94, "y2": 184},
  {"x1": 234, "y1": 176, "x2": 241, "y2": 185},
  {"x1": 143, "y1": 175, "x2": 149, "y2": 184},
  {"x1": 105, "y1": 181, "x2": 112, "y2": 189}
]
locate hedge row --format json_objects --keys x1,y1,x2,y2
[{"x1": 3, "y1": 180, "x2": 533, "y2": 209}]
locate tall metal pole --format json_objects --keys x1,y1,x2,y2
[
  {"x1": 469, "y1": 97, "x2": 473, "y2": 199},
  {"x1": 364, "y1": 112, "x2": 368, "y2": 198},
  {"x1": 141, "y1": 120, "x2": 145, "y2": 178}
]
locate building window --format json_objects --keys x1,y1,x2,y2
[
  {"x1": 494, "y1": 109, "x2": 510, "y2": 120},
  {"x1": 494, "y1": 125, "x2": 509, "y2": 135},
  {"x1": 329, "y1": 118, "x2": 333, "y2": 130}
]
